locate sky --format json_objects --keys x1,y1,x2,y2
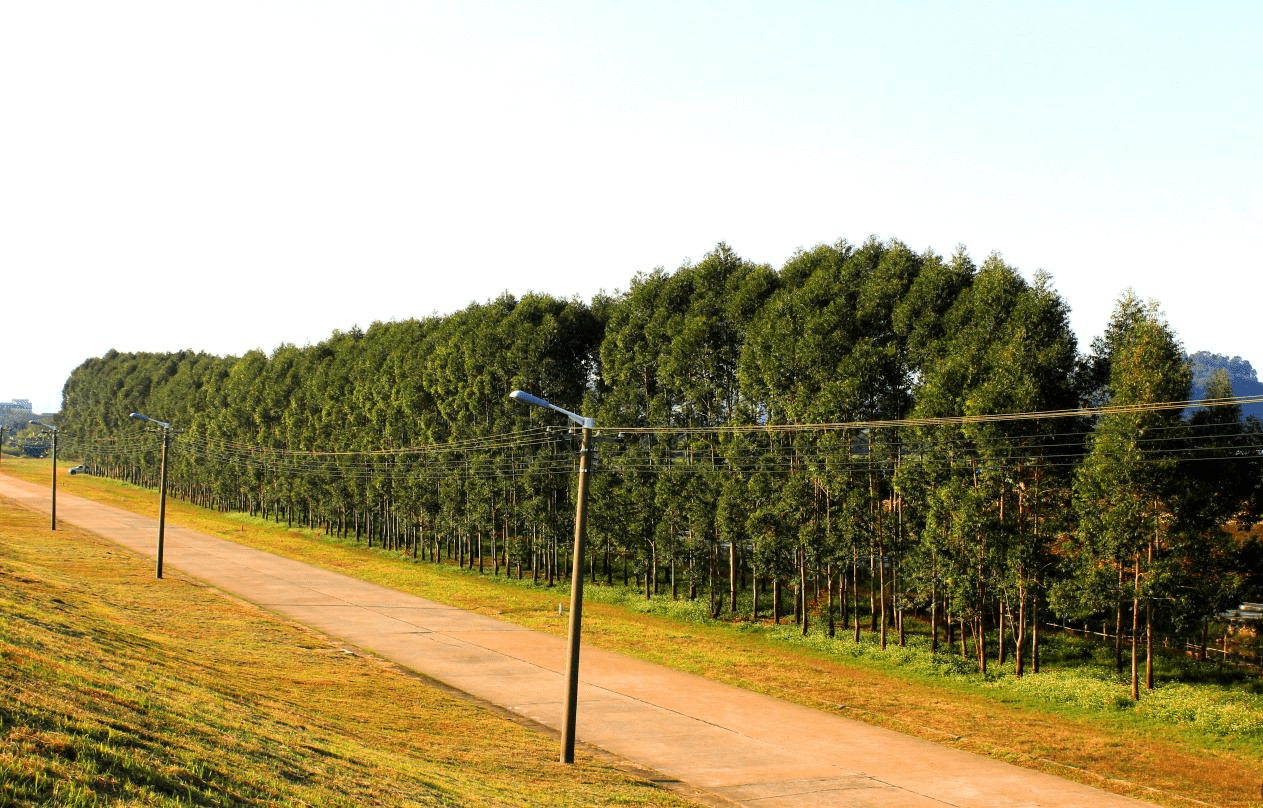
[{"x1": 2, "y1": 1, "x2": 1260, "y2": 414}]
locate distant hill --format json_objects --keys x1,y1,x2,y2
[{"x1": 1189, "y1": 351, "x2": 1263, "y2": 421}]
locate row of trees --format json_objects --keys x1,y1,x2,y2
[{"x1": 55, "y1": 239, "x2": 1263, "y2": 693}]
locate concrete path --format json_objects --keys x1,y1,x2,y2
[{"x1": 0, "y1": 474, "x2": 1154, "y2": 807}]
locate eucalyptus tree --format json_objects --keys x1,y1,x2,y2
[
  {"x1": 963, "y1": 267, "x2": 1078, "y2": 675},
  {"x1": 299, "y1": 327, "x2": 368, "y2": 537},
  {"x1": 739, "y1": 238, "x2": 923, "y2": 635},
  {"x1": 60, "y1": 350, "x2": 155, "y2": 474},
  {"x1": 500, "y1": 295, "x2": 602, "y2": 577},
  {"x1": 259, "y1": 344, "x2": 313, "y2": 525},
  {"x1": 889, "y1": 248, "x2": 978, "y2": 650},
  {"x1": 714, "y1": 461, "x2": 753, "y2": 614},
  {"x1": 149, "y1": 351, "x2": 233, "y2": 507},
  {"x1": 597, "y1": 244, "x2": 774, "y2": 601},
  {"x1": 744, "y1": 463, "x2": 794, "y2": 622},
  {"x1": 386, "y1": 319, "x2": 447, "y2": 555},
  {"x1": 1070, "y1": 293, "x2": 1190, "y2": 699},
  {"x1": 207, "y1": 350, "x2": 272, "y2": 516},
  {"x1": 337, "y1": 320, "x2": 435, "y2": 548},
  {"x1": 900, "y1": 256, "x2": 1077, "y2": 672},
  {"x1": 414, "y1": 293, "x2": 600, "y2": 574},
  {"x1": 739, "y1": 242, "x2": 853, "y2": 630},
  {"x1": 113, "y1": 353, "x2": 163, "y2": 483},
  {"x1": 1163, "y1": 369, "x2": 1259, "y2": 666},
  {"x1": 738, "y1": 246, "x2": 833, "y2": 628}
]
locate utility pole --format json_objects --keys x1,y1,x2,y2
[
  {"x1": 130, "y1": 412, "x2": 172, "y2": 578},
  {"x1": 30, "y1": 420, "x2": 57, "y2": 530},
  {"x1": 508, "y1": 390, "x2": 595, "y2": 764}
]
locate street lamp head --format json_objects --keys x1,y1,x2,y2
[
  {"x1": 509, "y1": 389, "x2": 550, "y2": 409},
  {"x1": 509, "y1": 389, "x2": 594, "y2": 430},
  {"x1": 130, "y1": 412, "x2": 171, "y2": 429}
]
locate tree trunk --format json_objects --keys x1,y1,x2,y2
[
  {"x1": 545, "y1": 532, "x2": 553, "y2": 587},
  {"x1": 930, "y1": 573, "x2": 939, "y2": 654},
  {"x1": 852, "y1": 545, "x2": 861, "y2": 643},
  {"x1": 1146, "y1": 534, "x2": 1155, "y2": 691},
  {"x1": 709, "y1": 543, "x2": 720, "y2": 619},
  {"x1": 1145, "y1": 599, "x2": 1154, "y2": 691},
  {"x1": 869, "y1": 544, "x2": 878, "y2": 632},
  {"x1": 1032, "y1": 597, "x2": 1041, "y2": 674},
  {"x1": 895, "y1": 560, "x2": 905, "y2": 647},
  {"x1": 652, "y1": 543, "x2": 659, "y2": 596},
  {"x1": 959, "y1": 612, "x2": 968, "y2": 660},
  {"x1": 1131, "y1": 552, "x2": 1141, "y2": 701},
  {"x1": 840, "y1": 561, "x2": 849, "y2": 634},
  {"x1": 1115, "y1": 565, "x2": 1125, "y2": 674},
  {"x1": 773, "y1": 578, "x2": 781, "y2": 625},
  {"x1": 800, "y1": 550, "x2": 809, "y2": 637},
  {"x1": 1013, "y1": 580, "x2": 1027, "y2": 679},
  {"x1": 827, "y1": 563, "x2": 836, "y2": 638},
  {"x1": 878, "y1": 540, "x2": 887, "y2": 650},
  {"x1": 977, "y1": 614, "x2": 987, "y2": 674},
  {"x1": 998, "y1": 598, "x2": 1006, "y2": 669}
]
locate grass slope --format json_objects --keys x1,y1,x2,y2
[
  {"x1": 4, "y1": 457, "x2": 1263, "y2": 807},
  {"x1": 0, "y1": 490, "x2": 697, "y2": 806}
]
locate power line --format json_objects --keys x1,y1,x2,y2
[
  {"x1": 606, "y1": 395, "x2": 1263, "y2": 436},
  {"x1": 52, "y1": 395, "x2": 1263, "y2": 487}
]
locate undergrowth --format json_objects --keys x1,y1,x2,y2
[{"x1": 562, "y1": 575, "x2": 1263, "y2": 740}]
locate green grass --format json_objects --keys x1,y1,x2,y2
[
  {"x1": 6, "y1": 456, "x2": 1263, "y2": 807},
  {"x1": 648, "y1": 602, "x2": 1263, "y2": 737},
  {"x1": 0, "y1": 488, "x2": 699, "y2": 806}
]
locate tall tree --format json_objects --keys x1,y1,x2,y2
[{"x1": 1070, "y1": 293, "x2": 1190, "y2": 699}]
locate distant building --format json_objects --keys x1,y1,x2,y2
[{"x1": 0, "y1": 399, "x2": 32, "y2": 411}]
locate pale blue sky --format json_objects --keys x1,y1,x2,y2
[{"x1": 3, "y1": 1, "x2": 1259, "y2": 413}]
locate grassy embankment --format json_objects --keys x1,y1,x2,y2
[
  {"x1": 0, "y1": 467, "x2": 701, "y2": 806},
  {"x1": 4, "y1": 456, "x2": 1262, "y2": 808}
]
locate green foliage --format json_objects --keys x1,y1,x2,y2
[{"x1": 581, "y1": 574, "x2": 1263, "y2": 739}]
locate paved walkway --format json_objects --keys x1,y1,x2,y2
[{"x1": 0, "y1": 474, "x2": 1154, "y2": 807}]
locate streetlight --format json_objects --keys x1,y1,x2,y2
[
  {"x1": 29, "y1": 420, "x2": 57, "y2": 530},
  {"x1": 130, "y1": 412, "x2": 171, "y2": 579},
  {"x1": 509, "y1": 389, "x2": 594, "y2": 764}
]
